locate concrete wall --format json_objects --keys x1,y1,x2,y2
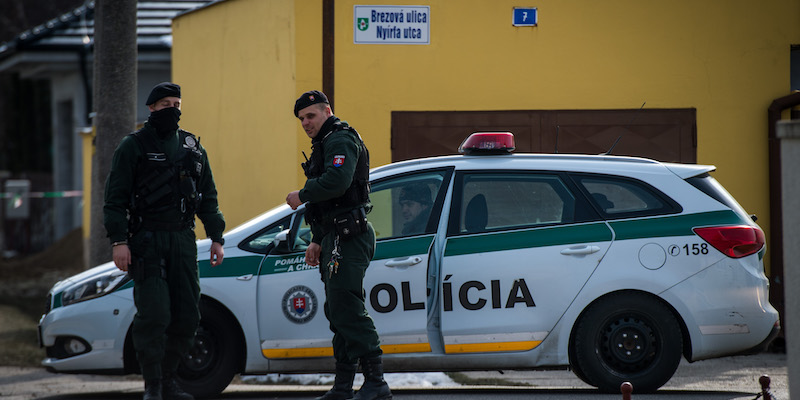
[{"x1": 172, "y1": 0, "x2": 800, "y2": 255}]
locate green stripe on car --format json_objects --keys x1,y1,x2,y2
[
  {"x1": 444, "y1": 222, "x2": 612, "y2": 257},
  {"x1": 200, "y1": 255, "x2": 264, "y2": 278},
  {"x1": 609, "y1": 210, "x2": 744, "y2": 240},
  {"x1": 374, "y1": 235, "x2": 435, "y2": 260},
  {"x1": 444, "y1": 210, "x2": 745, "y2": 257},
  {"x1": 256, "y1": 236, "x2": 437, "y2": 275}
]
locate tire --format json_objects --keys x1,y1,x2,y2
[
  {"x1": 573, "y1": 292, "x2": 682, "y2": 393},
  {"x1": 569, "y1": 351, "x2": 595, "y2": 387},
  {"x1": 176, "y1": 302, "x2": 242, "y2": 399}
]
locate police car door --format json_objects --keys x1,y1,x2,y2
[
  {"x1": 256, "y1": 210, "x2": 331, "y2": 360},
  {"x1": 439, "y1": 171, "x2": 612, "y2": 354},
  {"x1": 364, "y1": 169, "x2": 452, "y2": 356}
]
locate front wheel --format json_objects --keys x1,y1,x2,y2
[
  {"x1": 176, "y1": 302, "x2": 242, "y2": 399},
  {"x1": 573, "y1": 292, "x2": 682, "y2": 393}
]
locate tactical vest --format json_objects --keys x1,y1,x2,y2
[
  {"x1": 129, "y1": 128, "x2": 203, "y2": 225},
  {"x1": 303, "y1": 121, "x2": 370, "y2": 221}
]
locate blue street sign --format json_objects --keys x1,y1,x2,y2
[{"x1": 513, "y1": 7, "x2": 538, "y2": 27}]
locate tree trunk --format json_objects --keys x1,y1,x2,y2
[{"x1": 88, "y1": 0, "x2": 137, "y2": 268}]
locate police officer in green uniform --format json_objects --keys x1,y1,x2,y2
[
  {"x1": 286, "y1": 91, "x2": 391, "y2": 400},
  {"x1": 104, "y1": 82, "x2": 225, "y2": 400}
]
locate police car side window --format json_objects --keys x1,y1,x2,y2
[
  {"x1": 369, "y1": 169, "x2": 451, "y2": 240},
  {"x1": 572, "y1": 174, "x2": 681, "y2": 219},
  {"x1": 239, "y1": 215, "x2": 292, "y2": 254},
  {"x1": 457, "y1": 173, "x2": 575, "y2": 233}
]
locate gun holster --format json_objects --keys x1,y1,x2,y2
[{"x1": 333, "y1": 207, "x2": 368, "y2": 241}]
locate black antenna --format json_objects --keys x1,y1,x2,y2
[
  {"x1": 603, "y1": 101, "x2": 646, "y2": 156},
  {"x1": 554, "y1": 125, "x2": 560, "y2": 153}
]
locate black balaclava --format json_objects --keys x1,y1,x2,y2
[{"x1": 149, "y1": 107, "x2": 181, "y2": 137}]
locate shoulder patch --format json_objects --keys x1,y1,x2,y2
[{"x1": 333, "y1": 155, "x2": 345, "y2": 167}]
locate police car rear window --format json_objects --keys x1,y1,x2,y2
[
  {"x1": 686, "y1": 173, "x2": 752, "y2": 221},
  {"x1": 571, "y1": 174, "x2": 681, "y2": 219}
]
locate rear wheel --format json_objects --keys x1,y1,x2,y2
[
  {"x1": 176, "y1": 302, "x2": 241, "y2": 399},
  {"x1": 573, "y1": 292, "x2": 682, "y2": 393}
]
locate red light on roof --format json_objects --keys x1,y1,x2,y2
[{"x1": 458, "y1": 132, "x2": 516, "y2": 155}]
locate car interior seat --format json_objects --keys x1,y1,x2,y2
[
  {"x1": 464, "y1": 194, "x2": 488, "y2": 232},
  {"x1": 592, "y1": 193, "x2": 615, "y2": 213}
]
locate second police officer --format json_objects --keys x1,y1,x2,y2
[{"x1": 286, "y1": 90, "x2": 392, "y2": 400}]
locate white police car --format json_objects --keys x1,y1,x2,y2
[{"x1": 39, "y1": 132, "x2": 778, "y2": 396}]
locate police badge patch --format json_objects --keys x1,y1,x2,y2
[
  {"x1": 184, "y1": 136, "x2": 196, "y2": 148},
  {"x1": 333, "y1": 155, "x2": 345, "y2": 167},
  {"x1": 282, "y1": 285, "x2": 318, "y2": 324}
]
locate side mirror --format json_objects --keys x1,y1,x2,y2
[{"x1": 271, "y1": 229, "x2": 291, "y2": 254}]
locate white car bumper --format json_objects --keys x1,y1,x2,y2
[{"x1": 40, "y1": 289, "x2": 135, "y2": 372}]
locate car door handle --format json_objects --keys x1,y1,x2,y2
[
  {"x1": 560, "y1": 246, "x2": 601, "y2": 255},
  {"x1": 384, "y1": 256, "x2": 423, "y2": 267}
]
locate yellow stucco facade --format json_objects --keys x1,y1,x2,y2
[{"x1": 171, "y1": 0, "x2": 800, "y2": 269}]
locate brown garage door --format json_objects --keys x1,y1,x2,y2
[{"x1": 391, "y1": 109, "x2": 696, "y2": 163}]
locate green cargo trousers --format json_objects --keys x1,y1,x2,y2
[
  {"x1": 319, "y1": 222, "x2": 381, "y2": 364},
  {"x1": 129, "y1": 229, "x2": 200, "y2": 381}
]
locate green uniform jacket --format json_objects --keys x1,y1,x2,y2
[
  {"x1": 298, "y1": 118, "x2": 367, "y2": 244},
  {"x1": 103, "y1": 122, "x2": 225, "y2": 243}
]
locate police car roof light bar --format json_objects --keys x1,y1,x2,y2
[{"x1": 458, "y1": 132, "x2": 516, "y2": 155}]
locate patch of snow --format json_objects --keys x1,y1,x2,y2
[{"x1": 242, "y1": 372, "x2": 459, "y2": 388}]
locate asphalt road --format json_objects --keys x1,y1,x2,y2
[{"x1": 0, "y1": 353, "x2": 788, "y2": 400}]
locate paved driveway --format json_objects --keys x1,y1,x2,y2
[{"x1": 0, "y1": 353, "x2": 787, "y2": 400}]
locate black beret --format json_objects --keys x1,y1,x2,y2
[
  {"x1": 146, "y1": 82, "x2": 181, "y2": 105},
  {"x1": 294, "y1": 90, "x2": 329, "y2": 117}
]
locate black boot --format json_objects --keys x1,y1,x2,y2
[
  {"x1": 316, "y1": 362, "x2": 358, "y2": 400},
  {"x1": 353, "y1": 356, "x2": 392, "y2": 400},
  {"x1": 143, "y1": 379, "x2": 162, "y2": 400},
  {"x1": 161, "y1": 373, "x2": 194, "y2": 400}
]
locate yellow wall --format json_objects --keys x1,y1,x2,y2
[
  {"x1": 173, "y1": 0, "x2": 800, "y2": 269},
  {"x1": 81, "y1": 128, "x2": 94, "y2": 239},
  {"x1": 172, "y1": 0, "x2": 321, "y2": 229}
]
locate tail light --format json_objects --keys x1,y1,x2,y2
[{"x1": 693, "y1": 225, "x2": 765, "y2": 258}]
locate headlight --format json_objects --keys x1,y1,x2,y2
[{"x1": 61, "y1": 269, "x2": 130, "y2": 306}]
